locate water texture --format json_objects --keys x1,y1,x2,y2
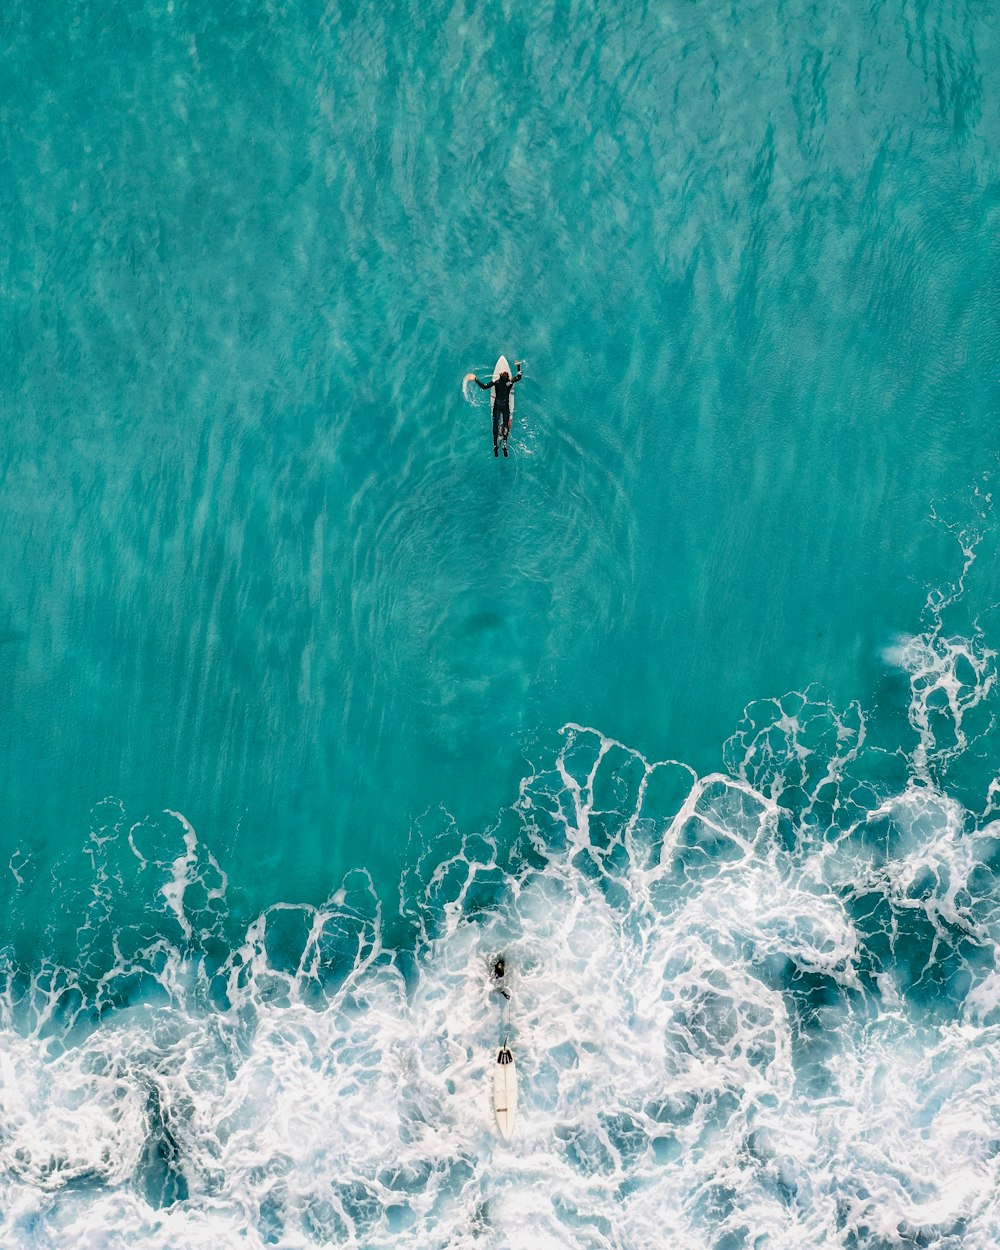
[{"x1": 1, "y1": 0, "x2": 999, "y2": 1245}]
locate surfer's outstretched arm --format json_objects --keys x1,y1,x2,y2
[
  {"x1": 512, "y1": 362, "x2": 522, "y2": 383},
  {"x1": 475, "y1": 377, "x2": 494, "y2": 390}
]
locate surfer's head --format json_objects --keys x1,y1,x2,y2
[
  {"x1": 500, "y1": 371, "x2": 509, "y2": 383},
  {"x1": 493, "y1": 957, "x2": 506, "y2": 980}
]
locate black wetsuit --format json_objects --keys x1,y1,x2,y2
[
  {"x1": 477, "y1": 369, "x2": 522, "y2": 449},
  {"x1": 492, "y1": 958, "x2": 510, "y2": 1000}
]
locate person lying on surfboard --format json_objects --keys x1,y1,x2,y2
[{"x1": 474, "y1": 361, "x2": 522, "y2": 457}]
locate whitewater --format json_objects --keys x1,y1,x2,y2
[{"x1": 2, "y1": 515, "x2": 999, "y2": 1248}]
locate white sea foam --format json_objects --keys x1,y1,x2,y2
[
  {"x1": 885, "y1": 632, "x2": 997, "y2": 778},
  {"x1": 4, "y1": 588, "x2": 1000, "y2": 1246},
  {"x1": 884, "y1": 500, "x2": 999, "y2": 789}
]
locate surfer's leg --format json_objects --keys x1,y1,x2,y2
[{"x1": 492, "y1": 408, "x2": 501, "y2": 455}]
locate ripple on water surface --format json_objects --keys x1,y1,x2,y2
[{"x1": 348, "y1": 384, "x2": 639, "y2": 748}]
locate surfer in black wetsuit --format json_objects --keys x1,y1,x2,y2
[
  {"x1": 475, "y1": 362, "x2": 522, "y2": 457},
  {"x1": 492, "y1": 956, "x2": 510, "y2": 1000}
]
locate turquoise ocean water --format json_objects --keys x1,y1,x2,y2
[{"x1": 1, "y1": 0, "x2": 999, "y2": 1245}]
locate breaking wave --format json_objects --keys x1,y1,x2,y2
[{"x1": 3, "y1": 505, "x2": 1000, "y2": 1247}]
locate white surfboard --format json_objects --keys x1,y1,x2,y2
[{"x1": 493, "y1": 1046, "x2": 518, "y2": 1140}]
